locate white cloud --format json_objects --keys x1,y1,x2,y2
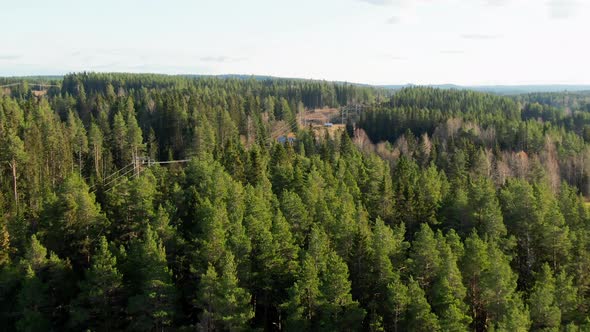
[
  {"x1": 357, "y1": 0, "x2": 407, "y2": 6},
  {"x1": 386, "y1": 16, "x2": 400, "y2": 24},
  {"x1": 461, "y1": 34, "x2": 501, "y2": 40},
  {"x1": 440, "y1": 50, "x2": 465, "y2": 54},
  {"x1": 0, "y1": 54, "x2": 21, "y2": 61},
  {"x1": 199, "y1": 56, "x2": 247, "y2": 63},
  {"x1": 547, "y1": 0, "x2": 579, "y2": 19},
  {"x1": 485, "y1": 0, "x2": 509, "y2": 6}
]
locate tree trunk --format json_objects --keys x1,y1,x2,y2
[
  {"x1": 94, "y1": 146, "x2": 100, "y2": 180},
  {"x1": 10, "y1": 160, "x2": 18, "y2": 211}
]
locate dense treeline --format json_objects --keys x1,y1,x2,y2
[
  {"x1": 1, "y1": 75, "x2": 590, "y2": 331},
  {"x1": 359, "y1": 87, "x2": 590, "y2": 196}
]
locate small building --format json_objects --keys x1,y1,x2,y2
[
  {"x1": 277, "y1": 133, "x2": 297, "y2": 144},
  {"x1": 324, "y1": 122, "x2": 333, "y2": 127}
]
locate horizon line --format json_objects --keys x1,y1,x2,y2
[{"x1": 2, "y1": 72, "x2": 590, "y2": 88}]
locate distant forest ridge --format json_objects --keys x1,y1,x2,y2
[{"x1": 2, "y1": 73, "x2": 590, "y2": 95}]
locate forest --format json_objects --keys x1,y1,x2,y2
[{"x1": 2, "y1": 73, "x2": 590, "y2": 331}]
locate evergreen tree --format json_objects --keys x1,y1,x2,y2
[
  {"x1": 0, "y1": 223, "x2": 10, "y2": 266},
  {"x1": 16, "y1": 265, "x2": 50, "y2": 332},
  {"x1": 405, "y1": 278, "x2": 440, "y2": 332},
  {"x1": 385, "y1": 274, "x2": 409, "y2": 332},
  {"x1": 319, "y1": 251, "x2": 365, "y2": 331},
  {"x1": 112, "y1": 111, "x2": 128, "y2": 165},
  {"x1": 42, "y1": 174, "x2": 109, "y2": 266},
  {"x1": 555, "y1": 269, "x2": 579, "y2": 325},
  {"x1": 70, "y1": 236, "x2": 125, "y2": 331},
  {"x1": 197, "y1": 252, "x2": 254, "y2": 332},
  {"x1": 283, "y1": 254, "x2": 322, "y2": 331},
  {"x1": 127, "y1": 225, "x2": 176, "y2": 331},
  {"x1": 467, "y1": 176, "x2": 506, "y2": 239},
  {"x1": 431, "y1": 233, "x2": 471, "y2": 331},
  {"x1": 528, "y1": 264, "x2": 561, "y2": 331},
  {"x1": 409, "y1": 223, "x2": 441, "y2": 290}
]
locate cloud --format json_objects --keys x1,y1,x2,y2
[
  {"x1": 387, "y1": 55, "x2": 407, "y2": 60},
  {"x1": 357, "y1": 0, "x2": 408, "y2": 6},
  {"x1": 461, "y1": 34, "x2": 501, "y2": 40},
  {"x1": 0, "y1": 54, "x2": 21, "y2": 61},
  {"x1": 485, "y1": 0, "x2": 508, "y2": 6},
  {"x1": 440, "y1": 50, "x2": 465, "y2": 54},
  {"x1": 386, "y1": 16, "x2": 400, "y2": 24},
  {"x1": 547, "y1": 0, "x2": 578, "y2": 19},
  {"x1": 199, "y1": 56, "x2": 247, "y2": 63},
  {"x1": 358, "y1": 0, "x2": 393, "y2": 5}
]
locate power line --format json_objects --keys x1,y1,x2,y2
[
  {"x1": 269, "y1": 116, "x2": 299, "y2": 141},
  {"x1": 0, "y1": 82, "x2": 61, "y2": 88},
  {"x1": 150, "y1": 159, "x2": 191, "y2": 165},
  {"x1": 102, "y1": 162, "x2": 134, "y2": 182},
  {"x1": 92, "y1": 157, "x2": 194, "y2": 193},
  {"x1": 100, "y1": 166, "x2": 137, "y2": 192},
  {"x1": 89, "y1": 162, "x2": 134, "y2": 191},
  {"x1": 0, "y1": 83, "x2": 21, "y2": 88}
]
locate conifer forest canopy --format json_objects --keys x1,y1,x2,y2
[{"x1": 3, "y1": 73, "x2": 590, "y2": 331}]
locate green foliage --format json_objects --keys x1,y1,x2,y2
[
  {"x1": 196, "y1": 253, "x2": 253, "y2": 331},
  {"x1": 1, "y1": 74, "x2": 589, "y2": 331},
  {"x1": 126, "y1": 225, "x2": 176, "y2": 331},
  {"x1": 528, "y1": 264, "x2": 561, "y2": 330},
  {"x1": 405, "y1": 278, "x2": 440, "y2": 332},
  {"x1": 16, "y1": 266, "x2": 50, "y2": 332},
  {"x1": 69, "y1": 236, "x2": 124, "y2": 331}
]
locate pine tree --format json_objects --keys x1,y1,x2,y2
[
  {"x1": 42, "y1": 174, "x2": 109, "y2": 266},
  {"x1": 534, "y1": 182, "x2": 572, "y2": 271},
  {"x1": 16, "y1": 265, "x2": 50, "y2": 332},
  {"x1": 280, "y1": 190, "x2": 311, "y2": 247},
  {"x1": 481, "y1": 241, "x2": 528, "y2": 330},
  {"x1": 24, "y1": 234, "x2": 47, "y2": 271},
  {"x1": 70, "y1": 236, "x2": 124, "y2": 331},
  {"x1": 348, "y1": 204, "x2": 373, "y2": 309},
  {"x1": 108, "y1": 170, "x2": 157, "y2": 242},
  {"x1": 126, "y1": 106, "x2": 144, "y2": 164},
  {"x1": 370, "y1": 218, "x2": 408, "y2": 329},
  {"x1": 67, "y1": 111, "x2": 88, "y2": 175},
  {"x1": 467, "y1": 176, "x2": 506, "y2": 239},
  {"x1": 499, "y1": 178, "x2": 539, "y2": 289},
  {"x1": 218, "y1": 252, "x2": 254, "y2": 331},
  {"x1": 319, "y1": 251, "x2": 365, "y2": 331},
  {"x1": 385, "y1": 273, "x2": 409, "y2": 332},
  {"x1": 127, "y1": 225, "x2": 176, "y2": 331},
  {"x1": 528, "y1": 264, "x2": 561, "y2": 330},
  {"x1": 88, "y1": 122, "x2": 104, "y2": 180},
  {"x1": 405, "y1": 278, "x2": 440, "y2": 332},
  {"x1": 283, "y1": 254, "x2": 322, "y2": 331},
  {"x1": 461, "y1": 232, "x2": 489, "y2": 331},
  {"x1": 112, "y1": 111, "x2": 128, "y2": 166},
  {"x1": 197, "y1": 252, "x2": 254, "y2": 331},
  {"x1": 265, "y1": 211, "x2": 299, "y2": 327},
  {"x1": 197, "y1": 264, "x2": 220, "y2": 332},
  {"x1": 555, "y1": 269, "x2": 579, "y2": 325},
  {"x1": 415, "y1": 164, "x2": 446, "y2": 226},
  {"x1": 16, "y1": 235, "x2": 74, "y2": 332},
  {"x1": 494, "y1": 298, "x2": 531, "y2": 332},
  {"x1": 431, "y1": 233, "x2": 470, "y2": 331},
  {"x1": 0, "y1": 223, "x2": 10, "y2": 266},
  {"x1": 409, "y1": 223, "x2": 441, "y2": 290},
  {"x1": 1, "y1": 129, "x2": 26, "y2": 211}
]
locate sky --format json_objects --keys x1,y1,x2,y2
[{"x1": 0, "y1": 0, "x2": 588, "y2": 85}]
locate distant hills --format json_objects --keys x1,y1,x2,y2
[
  {"x1": 378, "y1": 84, "x2": 590, "y2": 95},
  {"x1": 2, "y1": 74, "x2": 590, "y2": 95}
]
